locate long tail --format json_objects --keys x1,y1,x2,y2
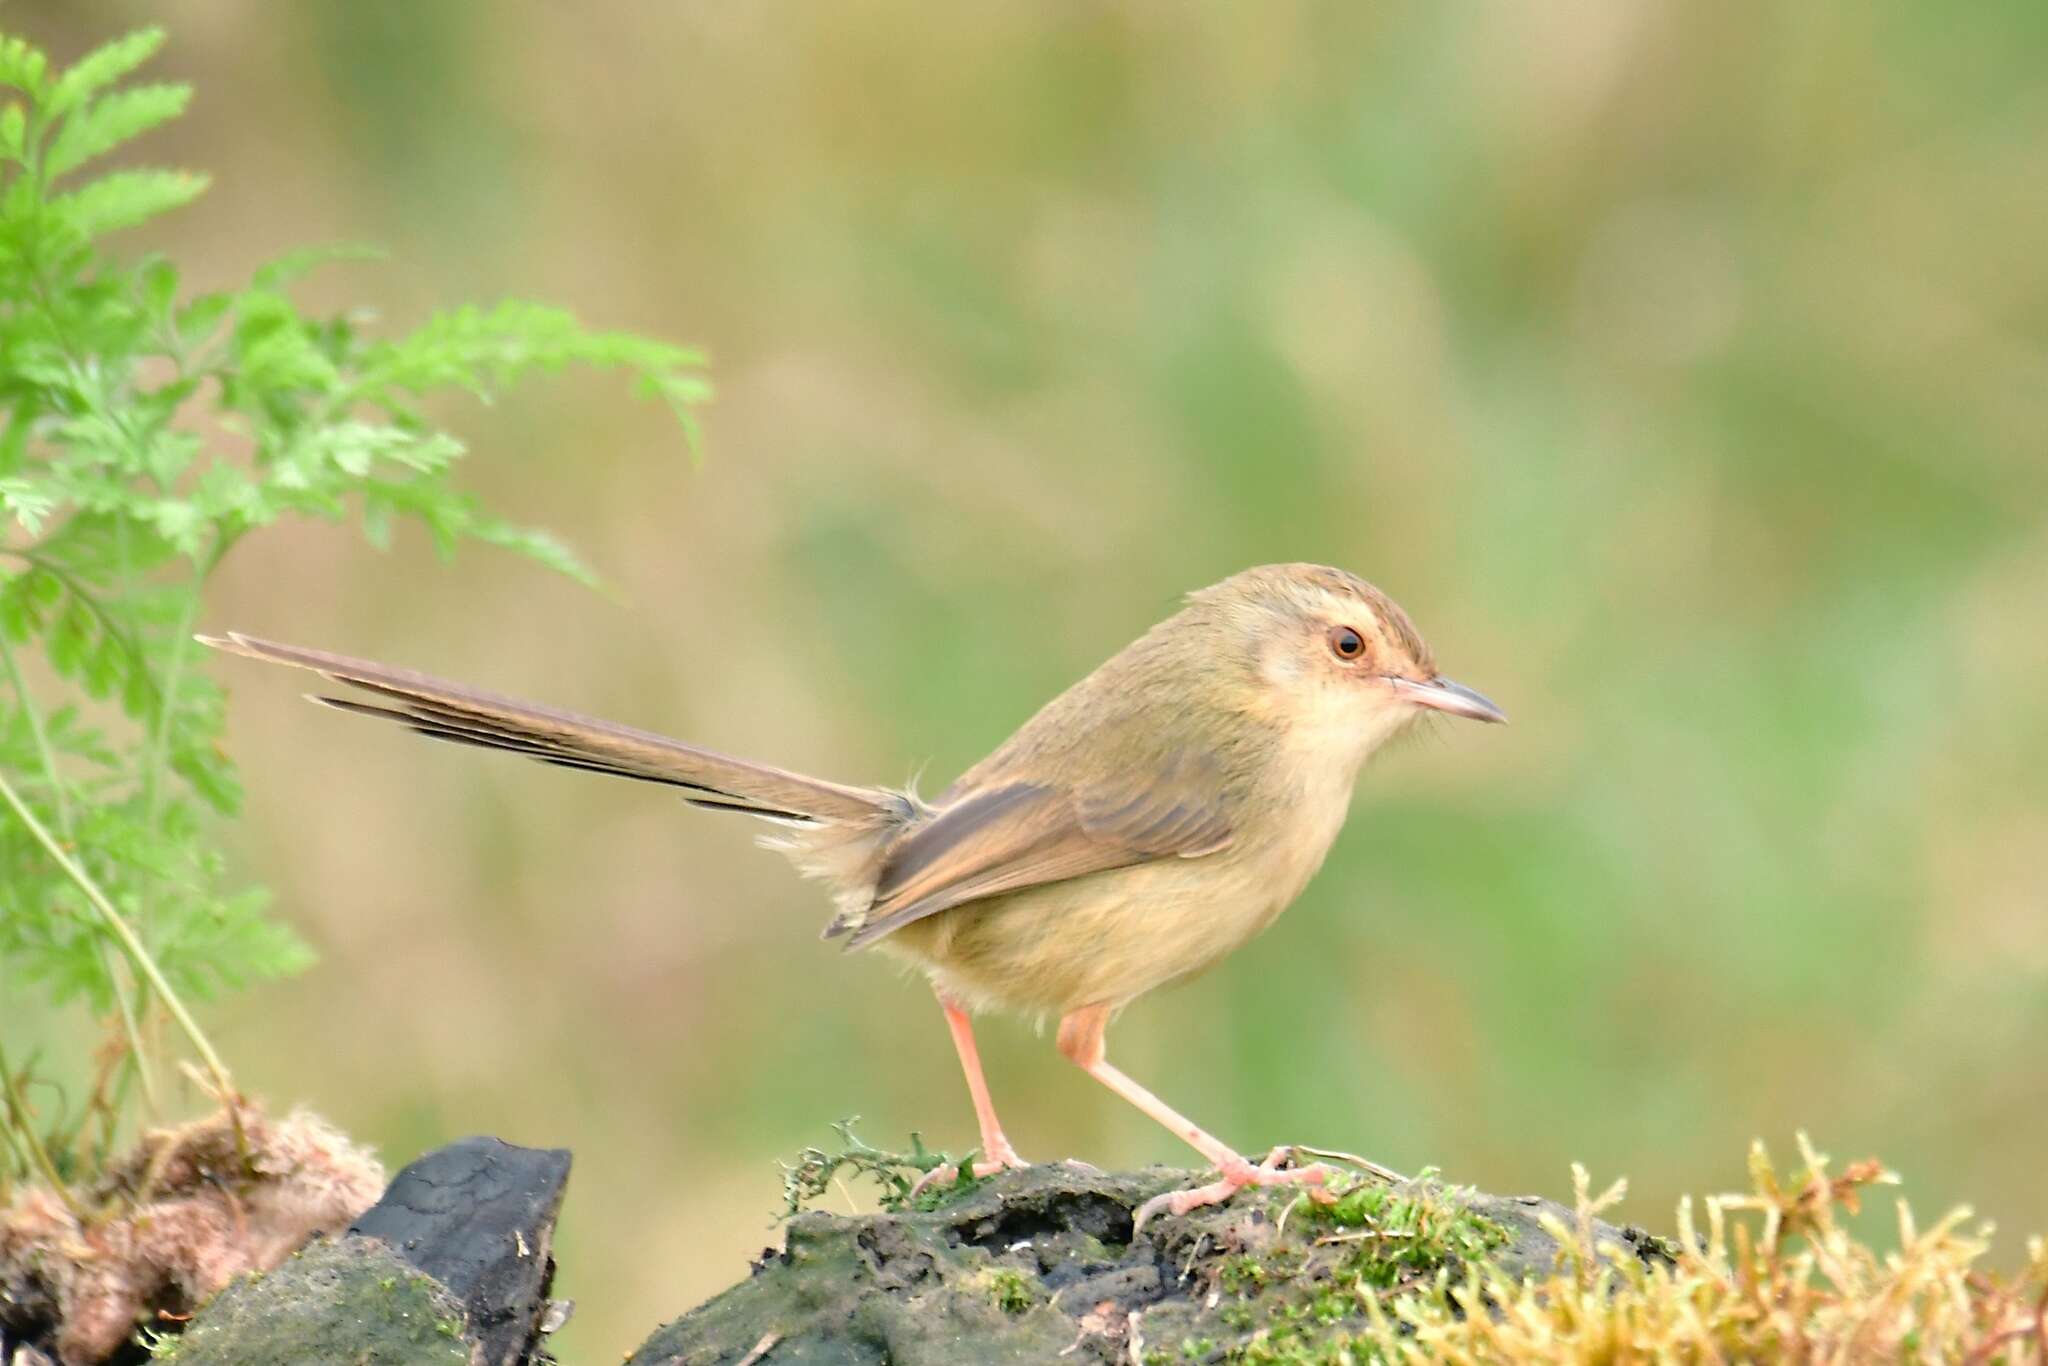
[{"x1": 198, "y1": 632, "x2": 897, "y2": 826}]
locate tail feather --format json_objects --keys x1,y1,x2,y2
[
  {"x1": 308, "y1": 692, "x2": 806, "y2": 815},
  {"x1": 202, "y1": 631, "x2": 893, "y2": 825},
  {"x1": 308, "y1": 691, "x2": 726, "y2": 791}
]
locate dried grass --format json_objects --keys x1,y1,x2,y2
[{"x1": 1367, "y1": 1135, "x2": 2047, "y2": 1365}]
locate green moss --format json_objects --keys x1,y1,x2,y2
[
  {"x1": 634, "y1": 1162, "x2": 1619, "y2": 1365},
  {"x1": 1185, "y1": 1176, "x2": 1512, "y2": 1364},
  {"x1": 168, "y1": 1238, "x2": 470, "y2": 1366},
  {"x1": 984, "y1": 1266, "x2": 1036, "y2": 1314},
  {"x1": 635, "y1": 1140, "x2": 2048, "y2": 1364}
]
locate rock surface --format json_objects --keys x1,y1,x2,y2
[
  {"x1": 166, "y1": 1237, "x2": 470, "y2": 1366},
  {"x1": 350, "y1": 1137, "x2": 573, "y2": 1365},
  {"x1": 627, "y1": 1164, "x2": 1672, "y2": 1365},
  {"x1": 171, "y1": 1136, "x2": 571, "y2": 1366}
]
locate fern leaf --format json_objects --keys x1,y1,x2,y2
[
  {"x1": 0, "y1": 31, "x2": 50, "y2": 100},
  {"x1": 370, "y1": 300, "x2": 708, "y2": 395},
  {"x1": 0, "y1": 477, "x2": 53, "y2": 533},
  {"x1": 44, "y1": 26, "x2": 165, "y2": 117},
  {"x1": 0, "y1": 103, "x2": 25, "y2": 163},
  {"x1": 44, "y1": 82, "x2": 191, "y2": 180},
  {"x1": 250, "y1": 242, "x2": 385, "y2": 290},
  {"x1": 0, "y1": 24, "x2": 707, "y2": 1113},
  {"x1": 468, "y1": 518, "x2": 600, "y2": 587},
  {"x1": 52, "y1": 167, "x2": 208, "y2": 238}
]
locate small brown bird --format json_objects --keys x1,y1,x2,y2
[{"x1": 202, "y1": 563, "x2": 1502, "y2": 1222}]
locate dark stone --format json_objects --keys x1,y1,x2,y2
[
  {"x1": 350, "y1": 1136, "x2": 574, "y2": 1366},
  {"x1": 167, "y1": 1135, "x2": 573, "y2": 1366}
]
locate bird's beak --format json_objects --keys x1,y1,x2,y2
[{"x1": 1392, "y1": 675, "x2": 1507, "y2": 724}]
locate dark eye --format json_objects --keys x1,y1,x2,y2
[{"x1": 1328, "y1": 626, "x2": 1366, "y2": 661}]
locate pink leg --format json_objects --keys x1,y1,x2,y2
[
  {"x1": 1056, "y1": 1004, "x2": 1341, "y2": 1228},
  {"x1": 910, "y1": 992, "x2": 1030, "y2": 1197},
  {"x1": 940, "y1": 995, "x2": 1026, "y2": 1172}
]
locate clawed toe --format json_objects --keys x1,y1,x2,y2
[
  {"x1": 909, "y1": 1150, "x2": 1029, "y2": 1198},
  {"x1": 1133, "y1": 1159, "x2": 1333, "y2": 1230},
  {"x1": 1132, "y1": 1149, "x2": 1400, "y2": 1231}
]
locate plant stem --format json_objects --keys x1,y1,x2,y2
[
  {"x1": 108, "y1": 968, "x2": 161, "y2": 1117},
  {"x1": 0, "y1": 1041, "x2": 81, "y2": 1217},
  {"x1": 0, "y1": 769, "x2": 238, "y2": 1110},
  {"x1": 0, "y1": 626, "x2": 75, "y2": 837},
  {"x1": 140, "y1": 589, "x2": 201, "y2": 843},
  {"x1": 0, "y1": 626, "x2": 160, "y2": 1112}
]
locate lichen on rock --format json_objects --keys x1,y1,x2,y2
[
  {"x1": 628, "y1": 1163, "x2": 1662, "y2": 1365},
  {"x1": 158, "y1": 1237, "x2": 470, "y2": 1366}
]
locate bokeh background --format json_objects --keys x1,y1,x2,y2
[{"x1": 15, "y1": 2, "x2": 2048, "y2": 1357}]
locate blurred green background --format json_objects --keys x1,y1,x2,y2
[{"x1": 17, "y1": 1, "x2": 2048, "y2": 1357}]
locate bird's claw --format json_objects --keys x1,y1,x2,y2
[
  {"x1": 908, "y1": 1146, "x2": 1030, "y2": 1199},
  {"x1": 1131, "y1": 1146, "x2": 1400, "y2": 1231}
]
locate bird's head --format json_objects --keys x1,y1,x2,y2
[{"x1": 1192, "y1": 563, "x2": 1505, "y2": 774}]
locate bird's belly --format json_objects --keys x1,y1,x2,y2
[{"x1": 878, "y1": 844, "x2": 1321, "y2": 1019}]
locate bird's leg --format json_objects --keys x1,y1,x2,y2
[
  {"x1": 941, "y1": 994, "x2": 1027, "y2": 1171},
  {"x1": 912, "y1": 992, "x2": 1029, "y2": 1195},
  {"x1": 1055, "y1": 1003, "x2": 1345, "y2": 1229}
]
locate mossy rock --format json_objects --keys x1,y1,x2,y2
[
  {"x1": 163, "y1": 1236, "x2": 471, "y2": 1366},
  {"x1": 628, "y1": 1164, "x2": 1672, "y2": 1365}
]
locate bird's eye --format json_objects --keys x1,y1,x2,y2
[{"x1": 1329, "y1": 626, "x2": 1366, "y2": 661}]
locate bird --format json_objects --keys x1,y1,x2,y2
[{"x1": 200, "y1": 563, "x2": 1504, "y2": 1223}]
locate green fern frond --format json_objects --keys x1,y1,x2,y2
[
  {"x1": 43, "y1": 26, "x2": 164, "y2": 117},
  {"x1": 0, "y1": 21, "x2": 709, "y2": 1196},
  {"x1": 50, "y1": 167, "x2": 208, "y2": 239},
  {"x1": 0, "y1": 32, "x2": 51, "y2": 99},
  {"x1": 44, "y1": 82, "x2": 191, "y2": 180}
]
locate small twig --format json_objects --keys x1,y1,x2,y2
[
  {"x1": 1962, "y1": 1320, "x2": 2041, "y2": 1366},
  {"x1": 735, "y1": 1330, "x2": 781, "y2": 1366},
  {"x1": 1274, "y1": 1192, "x2": 1307, "y2": 1241},
  {"x1": 105, "y1": 959, "x2": 161, "y2": 1116},
  {"x1": 1315, "y1": 1228, "x2": 1413, "y2": 1247},
  {"x1": 1180, "y1": 1231, "x2": 1210, "y2": 1281},
  {"x1": 0, "y1": 1102, "x2": 31, "y2": 1189},
  {"x1": 0, "y1": 1041, "x2": 80, "y2": 1217},
  {"x1": 1289, "y1": 1144, "x2": 1407, "y2": 1184}
]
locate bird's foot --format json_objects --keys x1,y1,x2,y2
[
  {"x1": 909, "y1": 1141, "x2": 1029, "y2": 1198},
  {"x1": 1132, "y1": 1146, "x2": 1400, "y2": 1231}
]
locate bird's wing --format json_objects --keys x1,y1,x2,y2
[{"x1": 835, "y1": 754, "x2": 1238, "y2": 948}]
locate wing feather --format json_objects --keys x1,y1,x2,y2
[{"x1": 838, "y1": 754, "x2": 1237, "y2": 948}]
